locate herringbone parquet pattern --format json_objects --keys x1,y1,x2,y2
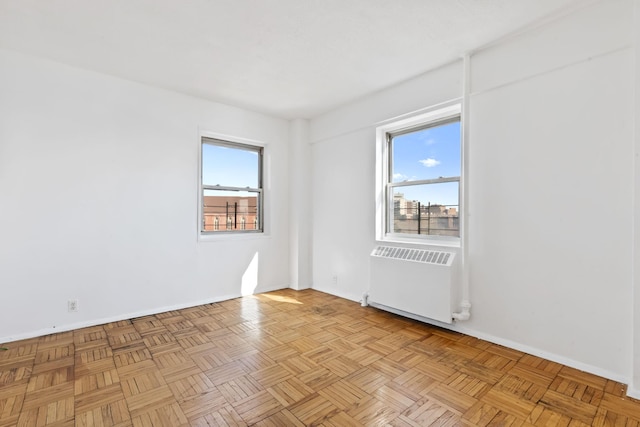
[{"x1": 1, "y1": 289, "x2": 639, "y2": 426}]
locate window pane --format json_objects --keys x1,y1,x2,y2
[
  {"x1": 202, "y1": 143, "x2": 259, "y2": 188},
  {"x1": 390, "y1": 182, "x2": 459, "y2": 237},
  {"x1": 202, "y1": 190, "x2": 260, "y2": 232},
  {"x1": 391, "y1": 120, "x2": 460, "y2": 183}
]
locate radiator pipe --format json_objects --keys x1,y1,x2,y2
[
  {"x1": 454, "y1": 52, "x2": 472, "y2": 322},
  {"x1": 361, "y1": 292, "x2": 369, "y2": 307},
  {"x1": 452, "y1": 300, "x2": 471, "y2": 321}
]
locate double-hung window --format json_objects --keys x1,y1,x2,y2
[
  {"x1": 377, "y1": 104, "x2": 462, "y2": 242},
  {"x1": 201, "y1": 137, "x2": 263, "y2": 233}
]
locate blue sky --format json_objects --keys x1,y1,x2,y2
[
  {"x1": 391, "y1": 121, "x2": 461, "y2": 208},
  {"x1": 202, "y1": 144, "x2": 259, "y2": 189},
  {"x1": 202, "y1": 121, "x2": 460, "y2": 209}
]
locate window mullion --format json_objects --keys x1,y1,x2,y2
[
  {"x1": 391, "y1": 176, "x2": 460, "y2": 187},
  {"x1": 203, "y1": 185, "x2": 261, "y2": 193}
]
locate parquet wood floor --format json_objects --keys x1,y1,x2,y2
[{"x1": 1, "y1": 289, "x2": 639, "y2": 426}]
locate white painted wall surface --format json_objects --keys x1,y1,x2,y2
[
  {"x1": 0, "y1": 49, "x2": 290, "y2": 342},
  {"x1": 310, "y1": 0, "x2": 635, "y2": 384},
  {"x1": 631, "y1": 0, "x2": 640, "y2": 400},
  {"x1": 289, "y1": 118, "x2": 312, "y2": 290},
  {"x1": 310, "y1": 61, "x2": 462, "y2": 303},
  {"x1": 469, "y1": 47, "x2": 633, "y2": 380},
  {"x1": 310, "y1": 61, "x2": 463, "y2": 144},
  {"x1": 311, "y1": 128, "x2": 376, "y2": 302}
]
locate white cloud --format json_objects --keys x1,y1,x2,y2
[
  {"x1": 393, "y1": 173, "x2": 408, "y2": 181},
  {"x1": 419, "y1": 158, "x2": 440, "y2": 168}
]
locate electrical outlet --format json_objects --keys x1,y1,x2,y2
[
  {"x1": 332, "y1": 275, "x2": 338, "y2": 285},
  {"x1": 68, "y1": 300, "x2": 78, "y2": 312}
]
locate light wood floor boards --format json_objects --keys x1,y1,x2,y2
[{"x1": 1, "y1": 289, "x2": 639, "y2": 426}]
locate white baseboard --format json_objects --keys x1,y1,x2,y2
[
  {"x1": 5, "y1": 285, "x2": 637, "y2": 400},
  {"x1": 627, "y1": 385, "x2": 640, "y2": 399},
  {"x1": 309, "y1": 284, "x2": 363, "y2": 305},
  {"x1": 453, "y1": 324, "x2": 629, "y2": 386},
  {"x1": 0, "y1": 283, "x2": 287, "y2": 344},
  {"x1": 363, "y1": 299, "x2": 633, "y2": 396}
]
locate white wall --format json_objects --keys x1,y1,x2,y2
[
  {"x1": 289, "y1": 119, "x2": 312, "y2": 290},
  {"x1": 468, "y1": 0, "x2": 633, "y2": 380},
  {"x1": 0, "y1": 49, "x2": 291, "y2": 342},
  {"x1": 632, "y1": 0, "x2": 640, "y2": 400},
  {"x1": 310, "y1": 61, "x2": 462, "y2": 302},
  {"x1": 310, "y1": 0, "x2": 636, "y2": 386}
]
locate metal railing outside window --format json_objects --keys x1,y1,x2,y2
[{"x1": 391, "y1": 202, "x2": 459, "y2": 237}]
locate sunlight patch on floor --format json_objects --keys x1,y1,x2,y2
[{"x1": 261, "y1": 294, "x2": 303, "y2": 305}]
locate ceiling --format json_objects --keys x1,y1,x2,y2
[{"x1": 0, "y1": 0, "x2": 588, "y2": 119}]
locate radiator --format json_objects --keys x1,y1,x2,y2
[{"x1": 368, "y1": 246, "x2": 458, "y2": 324}]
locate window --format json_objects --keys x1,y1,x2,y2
[
  {"x1": 377, "y1": 104, "x2": 462, "y2": 242},
  {"x1": 201, "y1": 137, "x2": 263, "y2": 233}
]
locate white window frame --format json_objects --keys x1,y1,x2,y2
[
  {"x1": 375, "y1": 103, "x2": 462, "y2": 246},
  {"x1": 198, "y1": 132, "x2": 266, "y2": 240}
]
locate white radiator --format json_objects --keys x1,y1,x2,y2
[{"x1": 368, "y1": 246, "x2": 458, "y2": 324}]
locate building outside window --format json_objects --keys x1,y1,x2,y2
[{"x1": 201, "y1": 137, "x2": 263, "y2": 233}]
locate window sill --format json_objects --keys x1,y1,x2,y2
[
  {"x1": 378, "y1": 234, "x2": 461, "y2": 249},
  {"x1": 198, "y1": 232, "x2": 270, "y2": 243}
]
